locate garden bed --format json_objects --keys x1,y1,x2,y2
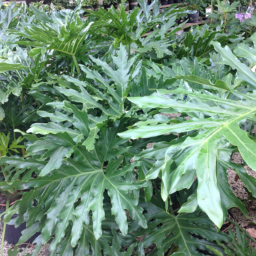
[
  {"x1": 1, "y1": 0, "x2": 256, "y2": 255},
  {"x1": 1, "y1": 153, "x2": 256, "y2": 255}
]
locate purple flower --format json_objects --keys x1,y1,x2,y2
[
  {"x1": 236, "y1": 13, "x2": 251, "y2": 22},
  {"x1": 245, "y1": 13, "x2": 252, "y2": 19}
]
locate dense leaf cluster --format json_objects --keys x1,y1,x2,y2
[{"x1": 0, "y1": 1, "x2": 256, "y2": 255}]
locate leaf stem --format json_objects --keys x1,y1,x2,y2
[
  {"x1": 1, "y1": 199, "x2": 9, "y2": 256},
  {"x1": 72, "y1": 55, "x2": 81, "y2": 76},
  {"x1": 223, "y1": 13, "x2": 227, "y2": 33},
  {"x1": 226, "y1": 217, "x2": 256, "y2": 244},
  {"x1": 13, "y1": 127, "x2": 15, "y2": 141},
  {"x1": 20, "y1": 92, "x2": 23, "y2": 102}
]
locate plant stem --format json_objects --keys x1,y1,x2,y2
[
  {"x1": 13, "y1": 126, "x2": 16, "y2": 141},
  {"x1": 128, "y1": 44, "x2": 131, "y2": 59},
  {"x1": 226, "y1": 217, "x2": 256, "y2": 244},
  {"x1": 210, "y1": 0, "x2": 213, "y2": 23},
  {"x1": 72, "y1": 55, "x2": 81, "y2": 76},
  {"x1": 1, "y1": 199, "x2": 9, "y2": 256},
  {"x1": 223, "y1": 13, "x2": 227, "y2": 33}
]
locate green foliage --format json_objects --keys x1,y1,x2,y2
[
  {"x1": 208, "y1": 0, "x2": 256, "y2": 36},
  {"x1": 216, "y1": 0, "x2": 240, "y2": 14},
  {"x1": 136, "y1": 190, "x2": 229, "y2": 255},
  {"x1": 82, "y1": 0, "x2": 99, "y2": 6},
  {"x1": 119, "y1": 36, "x2": 256, "y2": 231},
  {"x1": 119, "y1": 86, "x2": 256, "y2": 228},
  {"x1": 1, "y1": 1, "x2": 256, "y2": 256},
  {"x1": 0, "y1": 133, "x2": 24, "y2": 157},
  {"x1": 208, "y1": 227, "x2": 256, "y2": 256},
  {"x1": 87, "y1": 0, "x2": 186, "y2": 57},
  {"x1": 183, "y1": 0, "x2": 200, "y2": 11},
  {"x1": 175, "y1": 24, "x2": 239, "y2": 58}
]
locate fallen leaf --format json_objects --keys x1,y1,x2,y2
[
  {"x1": 246, "y1": 228, "x2": 256, "y2": 238},
  {"x1": 235, "y1": 174, "x2": 240, "y2": 181}
]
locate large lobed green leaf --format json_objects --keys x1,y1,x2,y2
[
  {"x1": 119, "y1": 88, "x2": 256, "y2": 228},
  {"x1": 0, "y1": 127, "x2": 147, "y2": 251},
  {"x1": 136, "y1": 194, "x2": 229, "y2": 256}
]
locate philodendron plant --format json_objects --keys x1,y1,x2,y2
[{"x1": 1, "y1": 1, "x2": 256, "y2": 256}]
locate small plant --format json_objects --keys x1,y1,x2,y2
[
  {"x1": 51, "y1": 0, "x2": 69, "y2": 9},
  {"x1": 0, "y1": 133, "x2": 24, "y2": 158},
  {"x1": 208, "y1": 0, "x2": 240, "y2": 32},
  {"x1": 82, "y1": 0, "x2": 99, "y2": 6},
  {"x1": 208, "y1": 226, "x2": 256, "y2": 255},
  {"x1": 0, "y1": 132, "x2": 25, "y2": 256},
  {"x1": 198, "y1": 0, "x2": 211, "y2": 17},
  {"x1": 184, "y1": 0, "x2": 200, "y2": 11},
  {"x1": 176, "y1": 10, "x2": 188, "y2": 22}
]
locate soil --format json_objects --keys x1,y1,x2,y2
[
  {"x1": 0, "y1": 194, "x2": 49, "y2": 255},
  {"x1": 228, "y1": 152, "x2": 256, "y2": 244},
  {"x1": 0, "y1": 223, "x2": 49, "y2": 256}
]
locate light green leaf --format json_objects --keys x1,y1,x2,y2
[
  {"x1": 127, "y1": 93, "x2": 241, "y2": 116},
  {"x1": 178, "y1": 193, "x2": 198, "y2": 213},
  {"x1": 120, "y1": 89, "x2": 256, "y2": 228},
  {"x1": 0, "y1": 107, "x2": 5, "y2": 121},
  {"x1": 0, "y1": 63, "x2": 26, "y2": 73},
  {"x1": 175, "y1": 75, "x2": 230, "y2": 91},
  {"x1": 216, "y1": 145, "x2": 248, "y2": 219},
  {"x1": 55, "y1": 86, "x2": 119, "y2": 117},
  {"x1": 82, "y1": 127, "x2": 99, "y2": 151},
  {"x1": 2, "y1": 128, "x2": 147, "y2": 250},
  {"x1": 222, "y1": 124, "x2": 256, "y2": 171},
  {"x1": 196, "y1": 136, "x2": 223, "y2": 228},
  {"x1": 37, "y1": 111, "x2": 72, "y2": 122},
  {"x1": 119, "y1": 120, "x2": 223, "y2": 139},
  {"x1": 7, "y1": 246, "x2": 20, "y2": 256},
  {"x1": 27, "y1": 133, "x2": 75, "y2": 176},
  {"x1": 88, "y1": 44, "x2": 138, "y2": 94},
  {"x1": 29, "y1": 48, "x2": 41, "y2": 57},
  {"x1": 27, "y1": 123, "x2": 81, "y2": 138},
  {"x1": 64, "y1": 101, "x2": 89, "y2": 137},
  {"x1": 234, "y1": 43, "x2": 256, "y2": 64},
  {"x1": 49, "y1": 22, "x2": 93, "y2": 56},
  {"x1": 206, "y1": 246, "x2": 223, "y2": 256},
  {"x1": 212, "y1": 41, "x2": 256, "y2": 88}
]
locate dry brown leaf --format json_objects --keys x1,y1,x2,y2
[
  {"x1": 246, "y1": 228, "x2": 256, "y2": 238},
  {"x1": 235, "y1": 174, "x2": 240, "y2": 181}
]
